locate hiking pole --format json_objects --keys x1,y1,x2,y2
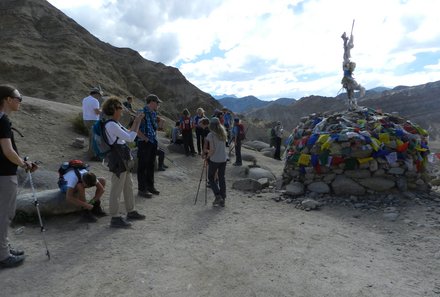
[
  {"x1": 24, "y1": 157, "x2": 50, "y2": 260},
  {"x1": 204, "y1": 160, "x2": 208, "y2": 205},
  {"x1": 194, "y1": 160, "x2": 206, "y2": 205}
]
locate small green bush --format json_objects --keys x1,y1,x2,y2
[{"x1": 72, "y1": 113, "x2": 89, "y2": 136}]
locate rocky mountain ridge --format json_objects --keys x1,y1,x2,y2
[{"x1": 0, "y1": 0, "x2": 221, "y2": 119}]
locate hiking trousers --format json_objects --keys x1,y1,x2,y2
[
  {"x1": 0, "y1": 176, "x2": 18, "y2": 261},
  {"x1": 208, "y1": 160, "x2": 227, "y2": 199},
  {"x1": 109, "y1": 170, "x2": 135, "y2": 217},
  {"x1": 137, "y1": 141, "x2": 157, "y2": 192}
]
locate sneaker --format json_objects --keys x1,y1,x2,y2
[
  {"x1": 9, "y1": 249, "x2": 24, "y2": 256},
  {"x1": 138, "y1": 191, "x2": 153, "y2": 198},
  {"x1": 110, "y1": 216, "x2": 132, "y2": 228},
  {"x1": 147, "y1": 188, "x2": 160, "y2": 195},
  {"x1": 81, "y1": 210, "x2": 98, "y2": 223},
  {"x1": 0, "y1": 255, "x2": 25, "y2": 268},
  {"x1": 126, "y1": 211, "x2": 146, "y2": 221}
]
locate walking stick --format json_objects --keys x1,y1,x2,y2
[
  {"x1": 194, "y1": 160, "x2": 206, "y2": 205},
  {"x1": 25, "y1": 158, "x2": 51, "y2": 260},
  {"x1": 204, "y1": 160, "x2": 208, "y2": 205}
]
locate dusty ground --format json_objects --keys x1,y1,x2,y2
[{"x1": 1, "y1": 96, "x2": 440, "y2": 297}]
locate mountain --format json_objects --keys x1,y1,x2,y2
[
  {"x1": 245, "y1": 81, "x2": 440, "y2": 140},
  {"x1": 218, "y1": 96, "x2": 295, "y2": 113},
  {"x1": 0, "y1": 0, "x2": 221, "y2": 119}
]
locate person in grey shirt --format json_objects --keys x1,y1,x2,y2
[{"x1": 203, "y1": 117, "x2": 228, "y2": 207}]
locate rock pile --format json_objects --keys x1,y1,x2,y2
[{"x1": 282, "y1": 107, "x2": 434, "y2": 196}]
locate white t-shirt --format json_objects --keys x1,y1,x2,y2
[
  {"x1": 105, "y1": 121, "x2": 137, "y2": 145},
  {"x1": 82, "y1": 95, "x2": 100, "y2": 121},
  {"x1": 63, "y1": 169, "x2": 88, "y2": 189}
]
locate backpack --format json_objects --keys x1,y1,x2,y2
[
  {"x1": 270, "y1": 127, "x2": 276, "y2": 137},
  {"x1": 57, "y1": 160, "x2": 89, "y2": 193},
  {"x1": 92, "y1": 119, "x2": 117, "y2": 159},
  {"x1": 238, "y1": 123, "x2": 246, "y2": 141}
]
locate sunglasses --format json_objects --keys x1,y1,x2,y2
[
  {"x1": 11, "y1": 96, "x2": 22, "y2": 102},
  {"x1": 115, "y1": 106, "x2": 123, "y2": 110}
]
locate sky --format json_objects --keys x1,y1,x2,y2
[{"x1": 47, "y1": 0, "x2": 440, "y2": 101}]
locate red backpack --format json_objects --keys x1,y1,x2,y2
[{"x1": 238, "y1": 123, "x2": 246, "y2": 141}]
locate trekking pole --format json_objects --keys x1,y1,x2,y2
[
  {"x1": 194, "y1": 160, "x2": 206, "y2": 205},
  {"x1": 204, "y1": 160, "x2": 208, "y2": 205},
  {"x1": 24, "y1": 157, "x2": 50, "y2": 260}
]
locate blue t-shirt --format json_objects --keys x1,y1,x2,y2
[{"x1": 138, "y1": 107, "x2": 157, "y2": 145}]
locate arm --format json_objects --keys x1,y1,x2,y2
[
  {"x1": 65, "y1": 185, "x2": 93, "y2": 210},
  {"x1": 0, "y1": 138, "x2": 33, "y2": 170},
  {"x1": 92, "y1": 180, "x2": 105, "y2": 201}
]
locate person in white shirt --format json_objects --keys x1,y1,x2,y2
[
  {"x1": 82, "y1": 87, "x2": 102, "y2": 160},
  {"x1": 102, "y1": 97, "x2": 146, "y2": 228},
  {"x1": 63, "y1": 169, "x2": 106, "y2": 222}
]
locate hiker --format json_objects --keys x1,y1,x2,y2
[
  {"x1": 194, "y1": 107, "x2": 206, "y2": 155},
  {"x1": 63, "y1": 169, "x2": 107, "y2": 222},
  {"x1": 203, "y1": 117, "x2": 228, "y2": 207},
  {"x1": 180, "y1": 108, "x2": 196, "y2": 156},
  {"x1": 231, "y1": 118, "x2": 243, "y2": 166},
  {"x1": 0, "y1": 85, "x2": 38, "y2": 268},
  {"x1": 273, "y1": 121, "x2": 284, "y2": 160},
  {"x1": 199, "y1": 117, "x2": 210, "y2": 152},
  {"x1": 137, "y1": 94, "x2": 162, "y2": 198},
  {"x1": 171, "y1": 121, "x2": 183, "y2": 144},
  {"x1": 269, "y1": 126, "x2": 276, "y2": 148},
  {"x1": 102, "y1": 97, "x2": 146, "y2": 228},
  {"x1": 122, "y1": 96, "x2": 134, "y2": 113},
  {"x1": 82, "y1": 87, "x2": 103, "y2": 161},
  {"x1": 222, "y1": 107, "x2": 232, "y2": 145}
]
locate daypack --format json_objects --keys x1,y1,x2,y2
[
  {"x1": 57, "y1": 159, "x2": 89, "y2": 193},
  {"x1": 238, "y1": 123, "x2": 246, "y2": 141},
  {"x1": 92, "y1": 119, "x2": 117, "y2": 159}
]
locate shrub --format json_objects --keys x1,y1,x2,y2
[{"x1": 72, "y1": 113, "x2": 89, "y2": 136}]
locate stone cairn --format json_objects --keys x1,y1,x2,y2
[{"x1": 281, "y1": 107, "x2": 433, "y2": 198}]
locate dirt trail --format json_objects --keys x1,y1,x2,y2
[{"x1": 2, "y1": 96, "x2": 440, "y2": 297}]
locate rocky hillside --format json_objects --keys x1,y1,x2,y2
[
  {"x1": 0, "y1": 0, "x2": 220, "y2": 119},
  {"x1": 246, "y1": 81, "x2": 440, "y2": 140}
]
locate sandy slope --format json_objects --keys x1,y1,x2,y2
[{"x1": 2, "y1": 96, "x2": 440, "y2": 297}]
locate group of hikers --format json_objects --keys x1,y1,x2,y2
[{"x1": 0, "y1": 85, "x2": 247, "y2": 269}]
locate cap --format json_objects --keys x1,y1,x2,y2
[
  {"x1": 90, "y1": 87, "x2": 103, "y2": 96},
  {"x1": 146, "y1": 94, "x2": 162, "y2": 103}
]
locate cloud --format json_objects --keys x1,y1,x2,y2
[{"x1": 47, "y1": 0, "x2": 440, "y2": 100}]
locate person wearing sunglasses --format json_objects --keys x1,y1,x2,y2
[{"x1": 0, "y1": 85, "x2": 38, "y2": 268}]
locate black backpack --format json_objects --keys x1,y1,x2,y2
[{"x1": 57, "y1": 160, "x2": 89, "y2": 193}]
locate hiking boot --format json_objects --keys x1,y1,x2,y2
[
  {"x1": 0, "y1": 255, "x2": 25, "y2": 268},
  {"x1": 147, "y1": 188, "x2": 160, "y2": 195},
  {"x1": 162, "y1": 164, "x2": 169, "y2": 169},
  {"x1": 158, "y1": 166, "x2": 166, "y2": 171},
  {"x1": 233, "y1": 163, "x2": 242, "y2": 166},
  {"x1": 138, "y1": 191, "x2": 153, "y2": 198},
  {"x1": 91, "y1": 200, "x2": 108, "y2": 217},
  {"x1": 126, "y1": 211, "x2": 146, "y2": 221},
  {"x1": 110, "y1": 216, "x2": 132, "y2": 228},
  {"x1": 9, "y1": 249, "x2": 24, "y2": 256},
  {"x1": 212, "y1": 195, "x2": 223, "y2": 207},
  {"x1": 219, "y1": 198, "x2": 225, "y2": 207},
  {"x1": 81, "y1": 210, "x2": 98, "y2": 223}
]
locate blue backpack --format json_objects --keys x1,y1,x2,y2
[{"x1": 91, "y1": 119, "x2": 117, "y2": 159}]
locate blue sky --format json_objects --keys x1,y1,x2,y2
[{"x1": 47, "y1": 0, "x2": 440, "y2": 101}]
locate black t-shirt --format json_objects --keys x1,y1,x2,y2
[{"x1": 0, "y1": 114, "x2": 18, "y2": 176}]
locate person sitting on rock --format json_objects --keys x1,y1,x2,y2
[
  {"x1": 171, "y1": 121, "x2": 183, "y2": 144},
  {"x1": 64, "y1": 169, "x2": 107, "y2": 222}
]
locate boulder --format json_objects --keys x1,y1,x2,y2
[
  {"x1": 285, "y1": 181, "x2": 304, "y2": 196},
  {"x1": 243, "y1": 140, "x2": 270, "y2": 151},
  {"x1": 248, "y1": 167, "x2": 275, "y2": 181},
  {"x1": 232, "y1": 179, "x2": 262, "y2": 192},
  {"x1": 241, "y1": 153, "x2": 257, "y2": 162},
  {"x1": 307, "y1": 181, "x2": 330, "y2": 194},
  {"x1": 16, "y1": 189, "x2": 81, "y2": 217},
  {"x1": 358, "y1": 178, "x2": 395, "y2": 192},
  {"x1": 18, "y1": 169, "x2": 58, "y2": 191},
  {"x1": 332, "y1": 176, "x2": 366, "y2": 195},
  {"x1": 345, "y1": 170, "x2": 371, "y2": 179},
  {"x1": 257, "y1": 178, "x2": 270, "y2": 188},
  {"x1": 301, "y1": 198, "x2": 320, "y2": 210}
]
